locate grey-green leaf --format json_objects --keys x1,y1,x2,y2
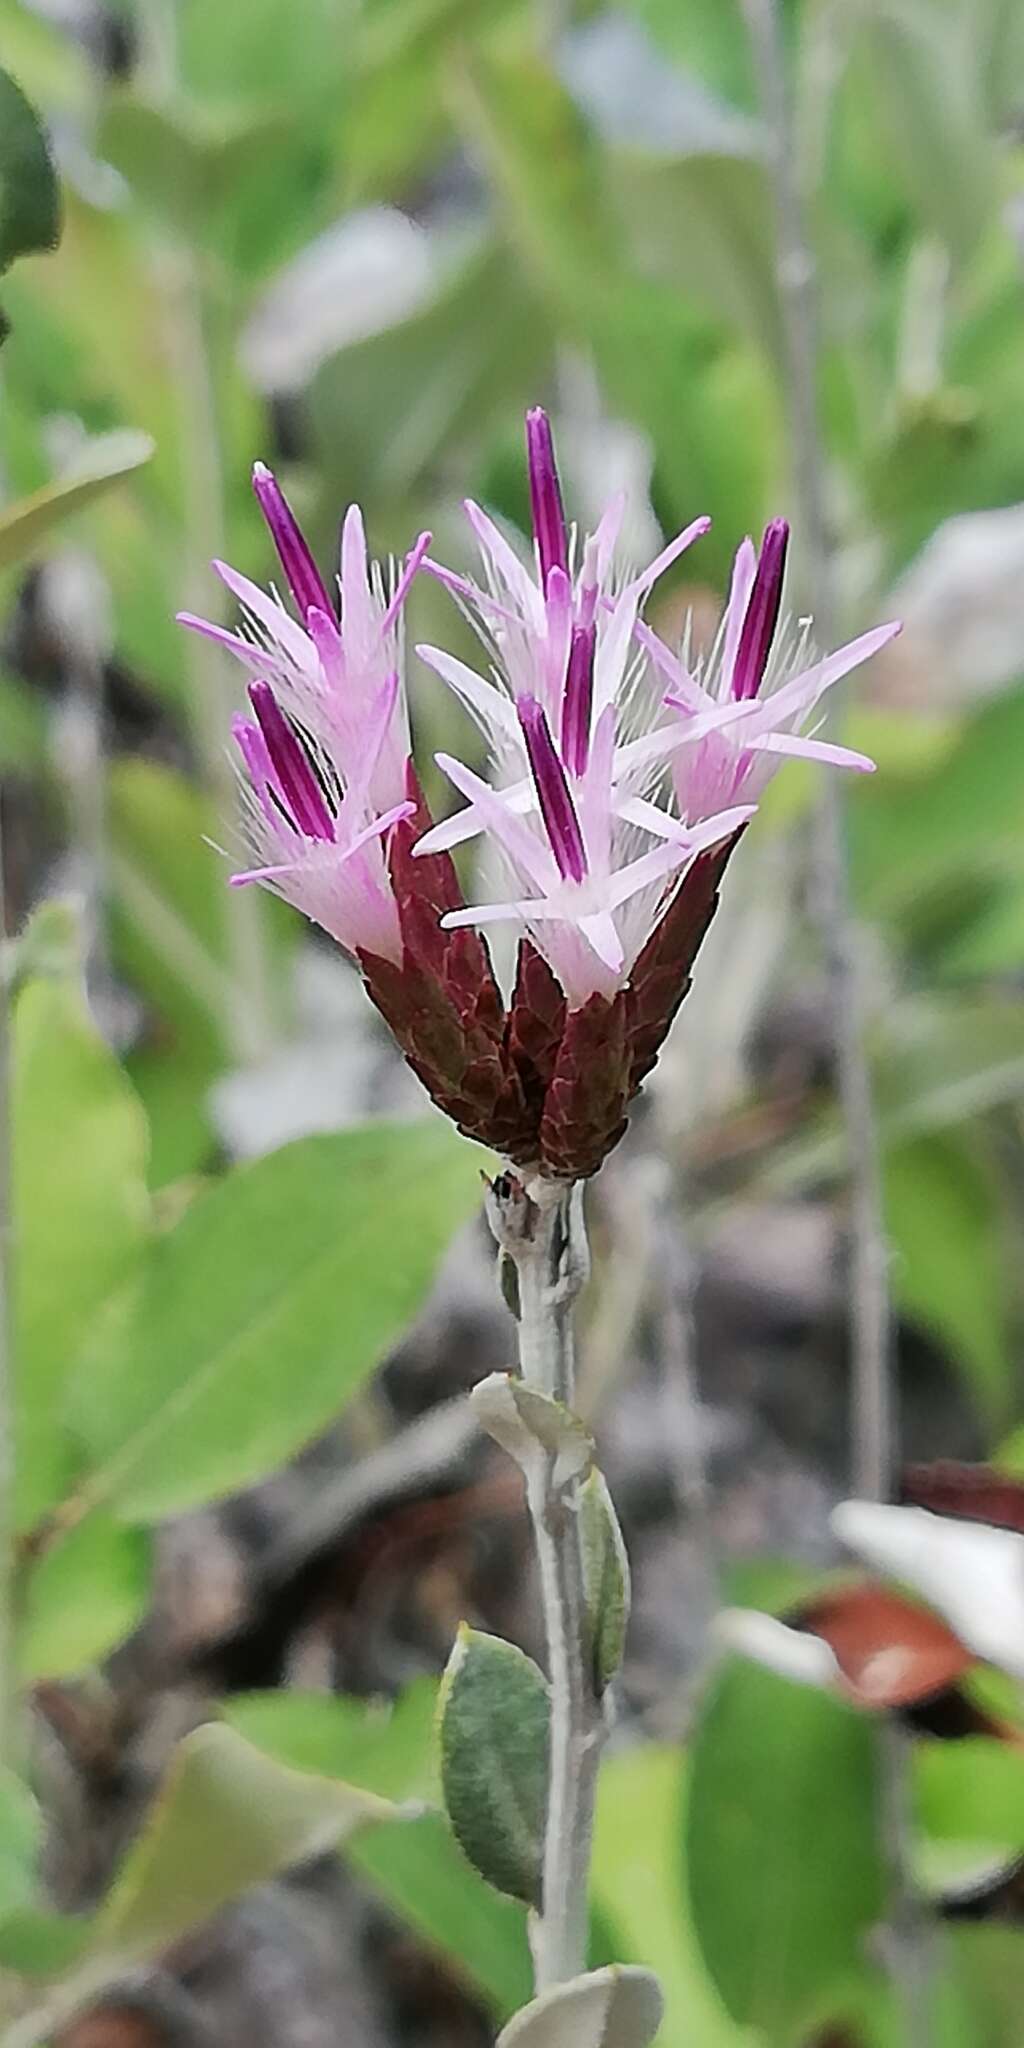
[
  {"x1": 440, "y1": 1626, "x2": 550, "y2": 1908},
  {"x1": 579, "y1": 1470, "x2": 631, "y2": 1695},
  {"x1": 66, "y1": 1121, "x2": 484, "y2": 1522},
  {"x1": 496, "y1": 1965, "x2": 663, "y2": 2048},
  {"x1": 471, "y1": 1372, "x2": 594, "y2": 1489}
]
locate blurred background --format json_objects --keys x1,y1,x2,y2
[{"x1": 4, "y1": 0, "x2": 1024, "y2": 2041}]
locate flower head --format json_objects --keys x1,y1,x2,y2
[
  {"x1": 417, "y1": 408, "x2": 752, "y2": 1009},
  {"x1": 643, "y1": 519, "x2": 900, "y2": 824},
  {"x1": 177, "y1": 465, "x2": 430, "y2": 960}
]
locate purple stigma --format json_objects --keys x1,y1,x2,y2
[
  {"x1": 252, "y1": 462, "x2": 334, "y2": 622},
  {"x1": 518, "y1": 694, "x2": 587, "y2": 884},
  {"x1": 525, "y1": 408, "x2": 569, "y2": 586},
  {"x1": 731, "y1": 518, "x2": 789, "y2": 700},
  {"x1": 248, "y1": 681, "x2": 335, "y2": 841},
  {"x1": 560, "y1": 623, "x2": 596, "y2": 778}
]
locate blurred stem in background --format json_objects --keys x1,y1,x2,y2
[
  {"x1": 742, "y1": 3, "x2": 933, "y2": 2039},
  {"x1": 139, "y1": 0, "x2": 275, "y2": 1067}
]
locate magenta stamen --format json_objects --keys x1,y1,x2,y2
[
  {"x1": 518, "y1": 693, "x2": 587, "y2": 884},
  {"x1": 252, "y1": 462, "x2": 334, "y2": 622},
  {"x1": 731, "y1": 518, "x2": 789, "y2": 700},
  {"x1": 560, "y1": 623, "x2": 596, "y2": 778},
  {"x1": 248, "y1": 681, "x2": 335, "y2": 841},
  {"x1": 381, "y1": 530, "x2": 432, "y2": 636},
  {"x1": 525, "y1": 408, "x2": 569, "y2": 586}
]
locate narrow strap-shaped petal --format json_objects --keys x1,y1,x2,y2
[
  {"x1": 615, "y1": 696, "x2": 760, "y2": 780},
  {"x1": 212, "y1": 561, "x2": 313, "y2": 668},
  {"x1": 463, "y1": 500, "x2": 546, "y2": 630},
  {"x1": 416, "y1": 644, "x2": 519, "y2": 738},
  {"x1": 252, "y1": 462, "x2": 334, "y2": 620},
  {"x1": 381, "y1": 530, "x2": 432, "y2": 636},
  {"x1": 434, "y1": 750, "x2": 554, "y2": 892},
  {"x1": 340, "y1": 504, "x2": 377, "y2": 667},
  {"x1": 593, "y1": 587, "x2": 638, "y2": 716},
  {"x1": 589, "y1": 490, "x2": 626, "y2": 586},
  {"x1": 413, "y1": 777, "x2": 534, "y2": 856},
  {"x1": 731, "y1": 519, "x2": 788, "y2": 700},
  {"x1": 248, "y1": 680, "x2": 335, "y2": 841},
  {"x1": 625, "y1": 514, "x2": 711, "y2": 601},
  {"x1": 230, "y1": 798, "x2": 414, "y2": 888},
  {"x1": 720, "y1": 536, "x2": 757, "y2": 696},
  {"x1": 543, "y1": 565, "x2": 574, "y2": 722},
  {"x1": 176, "y1": 611, "x2": 286, "y2": 675},
  {"x1": 633, "y1": 620, "x2": 712, "y2": 710},
  {"x1": 577, "y1": 703, "x2": 616, "y2": 876},
  {"x1": 518, "y1": 694, "x2": 588, "y2": 883},
  {"x1": 421, "y1": 557, "x2": 523, "y2": 629},
  {"x1": 578, "y1": 910, "x2": 625, "y2": 973},
  {"x1": 744, "y1": 730, "x2": 875, "y2": 772},
  {"x1": 561, "y1": 621, "x2": 596, "y2": 775},
  {"x1": 338, "y1": 671, "x2": 403, "y2": 819},
  {"x1": 747, "y1": 620, "x2": 902, "y2": 731},
  {"x1": 525, "y1": 407, "x2": 569, "y2": 584}
]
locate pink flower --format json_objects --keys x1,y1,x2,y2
[
  {"x1": 177, "y1": 466, "x2": 429, "y2": 960},
  {"x1": 642, "y1": 519, "x2": 900, "y2": 825},
  {"x1": 416, "y1": 409, "x2": 753, "y2": 1007}
]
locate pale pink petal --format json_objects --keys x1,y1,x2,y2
[
  {"x1": 606, "y1": 841, "x2": 688, "y2": 909},
  {"x1": 416, "y1": 644, "x2": 519, "y2": 738},
  {"x1": 745, "y1": 731, "x2": 876, "y2": 772},
  {"x1": 212, "y1": 561, "x2": 312, "y2": 667},
  {"x1": 463, "y1": 500, "x2": 545, "y2": 629},
  {"x1": 721, "y1": 537, "x2": 758, "y2": 695},
  {"x1": 413, "y1": 778, "x2": 534, "y2": 856},
  {"x1": 590, "y1": 490, "x2": 626, "y2": 584},
  {"x1": 434, "y1": 752, "x2": 553, "y2": 891},
  {"x1": 340, "y1": 504, "x2": 376, "y2": 666},
  {"x1": 593, "y1": 589, "x2": 639, "y2": 714},
  {"x1": 633, "y1": 621, "x2": 712, "y2": 710},
  {"x1": 752, "y1": 621, "x2": 902, "y2": 730},
  {"x1": 380, "y1": 530, "x2": 431, "y2": 635},
  {"x1": 578, "y1": 910, "x2": 625, "y2": 973},
  {"x1": 626, "y1": 515, "x2": 711, "y2": 601}
]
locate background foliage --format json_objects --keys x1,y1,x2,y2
[{"x1": 3, "y1": 0, "x2": 1024, "y2": 2043}]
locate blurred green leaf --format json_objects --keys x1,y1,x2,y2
[
  {"x1": 0, "y1": 65, "x2": 60, "y2": 340},
  {"x1": 592, "y1": 1744, "x2": 747, "y2": 2046},
  {"x1": 853, "y1": 1, "x2": 995, "y2": 270},
  {"x1": 17, "y1": 1510, "x2": 151, "y2": 1680},
  {"x1": 0, "y1": 429, "x2": 153, "y2": 571},
  {"x1": 0, "y1": 1768, "x2": 41, "y2": 1920},
  {"x1": 684, "y1": 1658, "x2": 884, "y2": 2037},
  {"x1": 13, "y1": 961, "x2": 151, "y2": 1530},
  {"x1": 95, "y1": 1723, "x2": 397, "y2": 1962},
  {"x1": 884, "y1": 1131, "x2": 1011, "y2": 1426},
  {"x1": 66, "y1": 1122, "x2": 484, "y2": 1521},
  {"x1": 915, "y1": 1737, "x2": 1024, "y2": 1854},
  {"x1": 225, "y1": 1682, "x2": 534, "y2": 2016}
]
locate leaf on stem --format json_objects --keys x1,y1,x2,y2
[
  {"x1": 495, "y1": 1964, "x2": 663, "y2": 2048},
  {"x1": 439, "y1": 1626, "x2": 550, "y2": 1907},
  {"x1": 470, "y1": 1371, "x2": 593, "y2": 1490},
  {"x1": 578, "y1": 1470, "x2": 630, "y2": 1696}
]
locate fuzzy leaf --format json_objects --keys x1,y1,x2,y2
[
  {"x1": 579, "y1": 1469, "x2": 631, "y2": 1695},
  {"x1": 440, "y1": 1626, "x2": 550, "y2": 1907},
  {"x1": 471, "y1": 1372, "x2": 594, "y2": 1489},
  {"x1": 0, "y1": 431, "x2": 152, "y2": 570},
  {"x1": 495, "y1": 1965, "x2": 663, "y2": 2048},
  {"x1": 17, "y1": 1511, "x2": 151, "y2": 1680}
]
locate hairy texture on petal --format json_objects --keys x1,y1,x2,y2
[
  {"x1": 539, "y1": 993, "x2": 631, "y2": 1179},
  {"x1": 623, "y1": 831, "x2": 743, "y2": 1092}
]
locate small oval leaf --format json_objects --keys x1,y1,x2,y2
[
  {"x1": 496, "y1": 1964, "x2": 663, "y2": 2048},
  {"x1": 440, "y1": 1625, "x2": 550, "y2": 1907},
  {"x1": 471, "y1": 1372, "x2": 593, "y2": 1489}
]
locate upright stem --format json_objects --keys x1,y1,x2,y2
[
  {"x1": 741, "y1": 7, "x2": 932, "y2": 2040},
  {"x1": 487, "y1": 1175, "x2": 603, "y2": 1992}
]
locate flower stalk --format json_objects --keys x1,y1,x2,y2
[{"x1": 485, "y1": 1173, "x2": 603, "y2": 1990}]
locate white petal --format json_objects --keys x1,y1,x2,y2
[
  {"x1": 416, "y1": 645, "x2": 519, "y2": 737},
  {"x1": 414, "y1": 778, "x2": 534, "y2": 856},
  {"x1": 463, "y1": 500, "x2": 545, "y2": 629},
  {"x1": 831, "y1": 1502, "x2": 1024, "y2": 1681},
  {"x1": 715, "y1": 1609, "x2": 842, "y2": 1693},
  {"x1": 435, "y1": 752, "x2": 553, "y2": 891},
  {"x1": 627, "y1": 515, "x2": 711, "y2": 600},
  {"x1": 579, "y1": 910, "x2": 625, "y2": 973}
]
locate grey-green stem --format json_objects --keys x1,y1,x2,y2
[{"x1": 486, "y1": 1174, "x2": 603, "y2": 1992}]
